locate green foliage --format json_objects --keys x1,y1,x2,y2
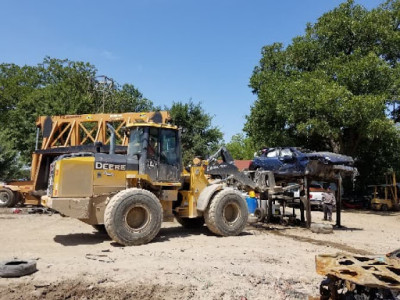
[
  {"x1": 168, "y1": 101, "x2": 223, "y2": 165},
  {"x1": 0, "y1": 130, "x2": 25, "y2": 180},
  {"x1": 246, "y1": 0, "x2": 400, "y2": 189},
  {"x1": 111, "y1": 84, "x2": 154, "y2": 113},
  {"x1": 225, "y1": 134, "x2": 256, "y2": 160}
]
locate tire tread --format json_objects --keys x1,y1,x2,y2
[
  {"x1": 204, "y1": 189, "x2": 248, "y2": 236},
  {"x1": 104, "y1": 188, "x2": 162, "y2": 246}
]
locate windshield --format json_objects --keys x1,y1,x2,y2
[{"x1": 128, "y1": 127, "x2": 144, "y2": 156}]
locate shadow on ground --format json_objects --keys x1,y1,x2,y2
[
  {"x1": 53, "y1": 224, "x2": 253, "y2": 246},
  {"x1": 154, "y1": 225, "x2": 252, "y2": 244},
  {"x1": 54, "y1": 231, "x2": 111, "y2": 246}
]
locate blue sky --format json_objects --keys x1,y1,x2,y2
[{"x1": 1, "y1": 0, "x2": 382, "y2": 141}]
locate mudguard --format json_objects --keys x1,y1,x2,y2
[
  {"x1": 196, "y1": 184, "x2": 223, "y2": 212},
  {"x1": 4, "y1": 185, "x2": 20, "y2": 192}
]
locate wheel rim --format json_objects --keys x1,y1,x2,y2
[
  {"x1": 125, "y1": 205, "x2": 151, "y2": 232},
  {"x1": 0, "y1": 192, "x2": 9, "y2": 205},
  {"x1": 223, "y1": 201, "x2": 240, "y2": 225}
]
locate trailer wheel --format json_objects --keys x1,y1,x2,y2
[
  {"x1": 175, "y1": 216, "x2": 205, "y2": 228},
  {"x1": 104, "y1": 188, "x2": 162, "y2": 246},
  {"x1": 0, "y1": 188, "x2": 16, "y2": 208},
  {"x1": 204, "y1": 189, "x2": 248, "y2": 236},
  {"x1": 254, "y1": 207, "x2": 266, "y2": 222}
]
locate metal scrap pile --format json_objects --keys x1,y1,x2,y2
[{"x1": 316, "y1": 249, "x2": 400, "y2": 299}]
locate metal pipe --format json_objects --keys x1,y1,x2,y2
[
  {"x1": 35, "y1": 128, "x2": 40, "y2": 150},
  {"x1": 106, "y1": 123, "x2": 116, "y2": 155}
]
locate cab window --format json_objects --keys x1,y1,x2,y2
[
  {"x1": 160, "y1": 129, "x2": 178, "y2": 165},
  {"x1": 148, "y1": 127, "x2": 159, "y2": 159},
  {"x1": 128, "y1": 127, "x2": 144, "y2": 156}
]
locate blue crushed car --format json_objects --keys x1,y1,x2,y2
[{"x1": 249, "y1": 147, "x2": 354, "y2": 178}]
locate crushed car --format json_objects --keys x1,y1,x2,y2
[{"x1": 249, "y1": 147, "x2": 355, "y2": 179}]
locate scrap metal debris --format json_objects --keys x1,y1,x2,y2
[
  {"x1": 85, "y1": 253, "x2": 115, "y2": 263},
  {"x1": 316, "y1": 251, "x2": 400, "y2": 299},
  {"x1": 27, "y1": 207, "x2": 55, "y2": 215}
]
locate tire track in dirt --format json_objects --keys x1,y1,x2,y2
[{"x1": 251, "y1": 227, "x2": 374, "y2": 255}]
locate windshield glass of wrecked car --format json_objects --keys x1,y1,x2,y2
[
  {"x1": 128, "y1": 127, "x2": 144, "y2": 156},
  {"x1": 266, "y1": 149, "x2": 279, "y2": 157}
]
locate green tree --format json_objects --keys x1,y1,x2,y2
[
  {"x1": 225, "y1": 134, "x2": 256, "y2": 160},
  {"x1": 111, "y1": 83, "x2": 154, "y2": 113},
  {"x1": 246, "y1": 0, "x2": 400, "y2": 188},
  {"x1": 0, "y1": 130, "x2": 25, "y2": 180},
  {"x1": 169, "y1": 101, "x2": 223, "y2": 165}
]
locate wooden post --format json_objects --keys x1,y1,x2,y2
[
  {"x1": 305, "y1": 176, "x2": 311, "y2": 228},
  {"x1": 336, "y1": 174, "x2": 342, "y2": 228}
]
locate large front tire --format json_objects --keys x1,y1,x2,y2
[
  {"x1": 204, "y1": 189, "x2": 248, "y2": 236},
  {"x1": 104, "y1": 189, "x2": 163, "y2": 246}
]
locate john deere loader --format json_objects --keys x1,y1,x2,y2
[{"x1": 42, "y1": 111, "x2": 250, "y2": 246}]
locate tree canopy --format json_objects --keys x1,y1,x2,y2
[
  {"x1": 169, "y1": 101, "x2": 223, "y2": 165},
  {"x1": 225, "y1": 133, "x2": 255, "y2": 160},
  {"x1": 245, "y1": 0, "x2": 400, "y2": 188}
]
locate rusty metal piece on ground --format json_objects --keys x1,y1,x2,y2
[
  {"x1": 316, "y1": 252, "x2": 400, "y2": 299},
  {"x1": 27, "y1": 207, "x2": 54, "y2": 215},
  {"x1": 316, "y1": 253, "x2": 400, "y2": 290},
  {"x1": 85, "y1": 253, "x2": 115, "y2": 263}
]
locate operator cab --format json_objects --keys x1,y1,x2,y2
[{"x1": 127, "y1": 125, "x2": 182, "y2": 182}]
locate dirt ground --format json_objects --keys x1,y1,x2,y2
[{"x1": 0, "y1": 207, "x2": 399, "y2": 300}]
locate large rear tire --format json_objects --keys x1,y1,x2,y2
[
  {"x1": 104, "y1": 188, "x2": 163, "y2": 246},
  {"x1": 175, "y1": 216, "x2": 205, "y2": 228},
  {"x1": 204, "y1": 189, "x2": 248, "y2": 236},
  {"x1": 0, "y1": 189, "x2": 16, "y2": 208}
]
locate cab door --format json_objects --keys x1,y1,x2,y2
[
  {"x1": 158, "y1": 128, "x2": 181, "y2": 182},
  {"x1": 145, "y1": 127, "x2": 160, "y2": 182},
  {"x1": 144, "y1": 127, "x2": 181, "y2": 182}
]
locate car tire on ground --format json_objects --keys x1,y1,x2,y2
[
  {"x1": 204, "y1": 189, "x2": 248, "y2": 236},
  {"x1": 104, "y1": 188, "x2": 163, "y2": 246},
  {"x1": 0, "y1": 260, "x2": 37, "y2": 278},
  {"x1": 0, "y1": 188, "x2": 17, "y2": 208},
  {"x1": 381, "y1": 204, "x2": 389, "y2": 212},
  {"x1": 175, "y1": 216, "x2": 205, "y2": 228}
]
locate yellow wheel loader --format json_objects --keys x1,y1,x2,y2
[{"x1": 42, "y1": 112, "x2": 253, "y2": 246}]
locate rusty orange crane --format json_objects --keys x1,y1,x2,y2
[{"x1": 0, "y1": 111, "x2": 170, "y2": 207}]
